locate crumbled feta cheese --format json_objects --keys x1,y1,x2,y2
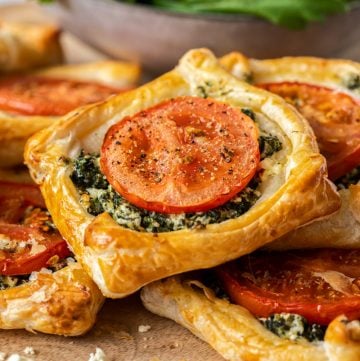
[
  {"x1": 39, "y1": 267, "x2": 53, "y2": 274},
  {"x1": 138, "y1": 324, "x2": 151, "y2": 333},
  {"x1": 88, "y1": 348, "x2": 107, "y2": 361}
]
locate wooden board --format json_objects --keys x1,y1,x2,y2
[{"x1": 1, "y1": 295, "x2": 224, "y2": 361}]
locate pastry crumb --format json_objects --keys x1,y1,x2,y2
[
  {"x1": 6, "y1": 354, "x2": 35, "y2": 361},
  {"x1": 88, "y1": 347, "x2": 107, "y2": 361},
  {"x1": 138, "y1": 324, "x2": 151, "y2": 333},
  {"x1": 23, "y1": 348, "x2": 35, "y2": 356}
]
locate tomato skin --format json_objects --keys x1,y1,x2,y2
[
  {"x1": 0, "y1": 76, "x2": 120, "y2": 116},
  {"x1": 217, "y1": 249, "x2": 360, "y2": 325},
  {"x1": 101, "y1": 96, "x2": 259, "y2": 214},
  {"x1": 258, "y1": 82, "x2": 360, "y2": 180},
  {"x1": 0, "y1": 224, "x2": 70, "y2": 275},
  {"x1": 0, "y1": 181, "x2": 71, "y2": 275}
]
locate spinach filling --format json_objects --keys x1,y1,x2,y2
[
  {"x1": 72, "y1": 153, "x2": 261, "y2": 233},
  {"x1": 0, "y1": 257, "x2": 75, "y2": 291},
  {"x1": 71, "y1": 123, "x2": 282, "y2": 233},
  {"x1": 260, "y1": 313, "x2": 325, "y2": 342},
  {"x1": 335, "y1": 165, "x2": 360, "y2": 190},
  {"x1": 0, "y1": 275, "x2": 30, "y2": 290},
  {"x1": 200, "y1": 271, "x2": 325, "y2": 343}
]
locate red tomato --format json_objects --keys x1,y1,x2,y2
[
  {"x1": 101, "y1": 96, "x2": 259, "y2": 214},
  {"x1": 0, "y1": 224, "x2": 70, "y2": 275},
  {"x1": 0, "y1": 181, "x2": 45, "y2": 223},
  {"x1": 0, "y1": 181, "x2": 70, "y2": 275},
  {"x1": 0, "y1": 75, "x2": 120, "y2": 116},
  {"x1": 217, "y1": 249, "x2": 360, "y2": 325},
  {"x1": 258, "y1": 82, "x2": 360, "y2": 180}
]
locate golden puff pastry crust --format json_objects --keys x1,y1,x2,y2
[
  {"x1": 0, "y1": 60, "x2": 140, "y2": 167},
  {"x1": 141, "y1": 277, "x2": 360, "y2": 361},
  {"x1": 221, "y1": 52, "x2": 360, "y2": 250},
  {"x1": 25, "y1": 48, "x2": 339, "y2": 298},
  {"x1": 0, "y1": 262, "x2": 104, "y2": 336},
  {"x1": 0, "y1": 22, "x2": 63, "y2": 73}
]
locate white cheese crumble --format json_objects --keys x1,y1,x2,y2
[
  {"x1": 138, "y1": 324, "x2": 151, "y2": 333},
  {"x1": 88, "y1": 348, "x2": 108, "y2": 361}
]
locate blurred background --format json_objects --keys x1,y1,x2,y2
[{"x1": 1, "y1": 0, "x2": 360, "y2": 73}]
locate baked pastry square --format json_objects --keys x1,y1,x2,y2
[
  {"x1": 0, "y1": 60, "x2": 140, "y2": 167},
  {"x1": 25, "y1": 49, "x2": 339, "y2": 298},
  {"x1": 221, "y1": 53, "x2": 360, "y2": 250}
]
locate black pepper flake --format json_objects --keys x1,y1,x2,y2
[
  {"x1": 220, "y1": 146, "x2": 235, "y2": 163},
  {"x1": 115, "y1": 141, "x2": 121, "y2": 145}
]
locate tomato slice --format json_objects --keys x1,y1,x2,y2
[
  {"x1": 0, "y1": 75, "x2": 120, "y2": 116},
  {"x1": 101, "y1": 96, "x2": 259, "y2": 214},
  {"x1": 0, "y1": 181, "x2": 45, "y2": 223},
  {"x1": 217, "y1": 249, "x2": 360, "y2": 325},
  {"x1": 0, "y1": 181, "x2": 70, "y2": 275},
  {"x1": 0, "y1": 224, "x2": 70, "y2": 275},
  {"x1": 258, "y1": 82, "x2": 360, "y2": 180}
]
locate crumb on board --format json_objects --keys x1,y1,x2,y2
[
  {"x1": 23, "y1": 348, "x2": 35, "y2": 356},
  {"x1": 88, "y1": 347, "x2": 108, "y2": 361},
  {"x1": 138, "y1": 324, "x2": 151, "y2": 333}
]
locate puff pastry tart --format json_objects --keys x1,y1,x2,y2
[
  {"x1": 0, "y1": 22, "x2": 62, "y2": 73},
  {"x1": 25, "y1": 49, "x2": 339, "y2": 298},
  {"x1": 221, "y1": 53, "x2": 360, "y2": 250},
  {"x1": 0, "y1": 179, "x2": 104, "y2": 336},
  {"x1": 0, "y1": 60, "x2": 140, "y2": 167},
  {"x1": 142, "y1": 248, "x2": 360, "y2": 361}
]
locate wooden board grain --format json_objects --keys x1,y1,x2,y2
[{"x1": 1, "y1": 295, "x2": 225, "y2": 361}]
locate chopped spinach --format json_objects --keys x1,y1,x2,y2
[
  {"x1": 259, "y1": 135, "x2": 283, "y2": 160},
  {"x1": 71, "y1": 151, "x2": 108, "y2": 190},
  {"x1": 335, "y1": 165, "x2": 360, "y2": 190},
  {"x1": 0, "y1": 275, "x2": 30, "y2": 290},
  {"x1": 260, "y1": 313, "x2": 325, "y2": 342},
  {"x1": 241, "y1": 108, "x2": 256, "y2": 121},
  {"x1": 345, "y1": 73, "x2": 360, "y2": 90}
]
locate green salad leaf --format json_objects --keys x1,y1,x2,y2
[
  {"x1": 121, "y1": 0, "x2": 357, "y2": 29},
  {"x1": 38, "y1": 0, "x2": 358, "y2": 29}
]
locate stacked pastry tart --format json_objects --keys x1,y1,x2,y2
[
  {"x1": 140, "y1": 54, "x2": 360, "y2": 360},
  {"x1": 25, "y1": 48, "x2": 339, "y2": 300},
  {"x1": 0, "y1": 22, "x2": 140, "y2": 336},
  {"x1": 220, "y1": 53, "x2": 360, "y2": 249},
  {"x1": 0, "y1": 178, "x2": 104, "y2": 335}
]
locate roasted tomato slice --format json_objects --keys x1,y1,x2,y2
[
  {"x1": 258, "y1": 82, "x2": 360, "y2": 180},
  {"x1": 0, "y1": 75, "x2": 120, "y2": 116},
  {"x1": 0, "y1": 181, "x2": 45, "y2": 223},
  {"x1": 0, "y1": 181, "x2": 70, "y2": 275},
  {"x1": 0, "y1": 224, "x2": 70, "y2": 275},
  {"x1": 101, "y1": 96, "x2": 259, "y2": 214},
  {"x1": 217, "y1": 249, "x2": 360, "y2": 325}
]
